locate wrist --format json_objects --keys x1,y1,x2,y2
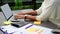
[{"x1": 25, "y1": 15, "x2": 28, "y2": 19}]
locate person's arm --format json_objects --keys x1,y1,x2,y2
[
  {"x1": 14, "y1": 7, "x2": 42, "y2": 20},
  {"x1": 25, "y1": 15, "x2": 37, "y2": 21},
  {"x1": 14, "y1": 15, "x2": 37, "y2": 21},
  {"x1": 17, "y1": 10, "x2": 37, "y2": 15},
  {"x1": 36, "y1": 4, "x2": 54, "y2": 21}
]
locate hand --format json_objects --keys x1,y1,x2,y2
[
  {"x1": 17, "y1": 12, "x2": 26, "y2": 15},
  {"x1": 14, "y1": 15, "x2": 25, "y2": 19}
]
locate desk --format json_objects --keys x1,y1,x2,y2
[{"x1": 0, "y1": 9, "x2": 60, "y2": 34}]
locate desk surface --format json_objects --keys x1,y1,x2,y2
[{"x1": 0, "y1": 9, "x2": 60, "y2": 34}]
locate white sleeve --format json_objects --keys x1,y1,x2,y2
[
  {"x1": 36, "y1": 6, "x2": 42, "y2": 15},
  {"x1": 36, "y1": 4, "x2": 55, "y2": 21}
]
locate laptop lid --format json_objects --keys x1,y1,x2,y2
[{"x1": 1, "y1": 4, "x2": 13, "y2": 20}]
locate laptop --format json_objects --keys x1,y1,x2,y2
[
  {"x1": 1, "y1": 4, "x2": 19, "y2": 21},
  {"x1": 1, "y1": 4, "x2": 29, "y2": 28}
]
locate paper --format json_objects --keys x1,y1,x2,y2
[
  {"x1": 4, "y1": 21, "x2": 12, "y2": 25},
  {"x1": 34, "y1": 21, "x2": 41, "y2": 25},
  {"x1": 37, "y1": 29, "x2": 44, "y2": 34},
  {"x1": 1, "y1": 25, "x2": 18, "y2": 33},
  {"x1": 26, "y1": 27, "x2": 44, "y2": 33},
  {"x1": 0, "y1": 23, "x2": 53, "y2": 34},
  {"x1": 26, "y1": 28, "x2": 36, "y2": 32},
  {"x1": 25, "y1": 25, "x2": 52, "y2": 34}
]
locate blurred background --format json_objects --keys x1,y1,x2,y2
[{"x1": 0, "y1": 0, "x2": 44, "y2": 11}]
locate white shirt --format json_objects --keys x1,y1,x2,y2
[{"x1": 36, "y1": 0, "x2": 60, "y2": 27}]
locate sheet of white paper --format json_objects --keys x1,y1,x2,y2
[
  {"x1": 13, "y1": 24, "x2": 53, "y2": 34},
  {"x1": 0, "y1": 23, "x2": 53, "y2": 34},
  {"x1": 1, "y1": 25, "x2": 18, "y2": 33}
]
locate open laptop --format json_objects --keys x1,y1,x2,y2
[
  {"x1": 1, "y1": 4, "x2": 29, "y2": 28},
  {"x1": 1, "y1": 4, "x2": 19, "y2": 21}
]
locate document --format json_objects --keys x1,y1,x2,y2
[{"x1": 0, "y1": 23, "x2": 53, "y2": 34}]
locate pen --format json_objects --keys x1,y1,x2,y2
[{"x1": 25, "y1": 24, "x2": 33, "y2": 29}]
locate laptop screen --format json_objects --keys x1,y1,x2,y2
[{"x1": 1, "y1": 4, "x2": 13, "y2": 20}]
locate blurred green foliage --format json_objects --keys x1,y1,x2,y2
[{"x1": 0, "y1": 0, "x2": 44, "y2": 11}]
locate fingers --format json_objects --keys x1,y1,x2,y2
[
  {"x1": 14, "y1": 15, "x2": 25, "y2": 19},
  {"x1": 17, "y1": 12, "x2": 26, "y2": 15},
  {"x1": 14, "y1": 15, "x2": 19, "y2": 20},
  {"x1": 14, "y1": 12, "x2": 26, "y2": 19}
]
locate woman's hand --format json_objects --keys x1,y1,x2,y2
[
  {"x1": 17, "y1": 10, "x2": 37, "y2": 15},
  {"x1": 17, "y1": 12, "x2": 26, "y2": 15},
  {"x1": 14, "y1": 14, "x2": 37, "y2": 21},
  {"x1": 14, "y1": 15, "x2": 25, "y2": 19}
]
